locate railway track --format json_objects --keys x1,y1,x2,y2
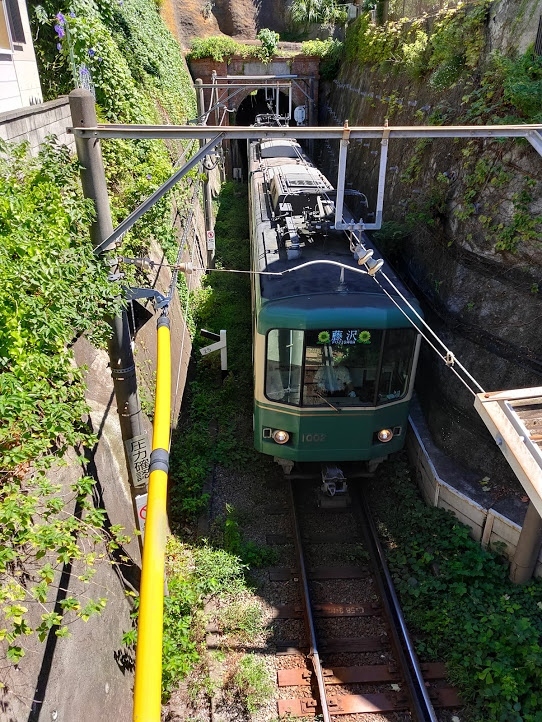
[{"x1": 271, "y1": 479, "x2": 461, "y2": 720}]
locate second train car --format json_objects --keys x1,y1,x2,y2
[{"x1": 248, "y1": 136, "x2": 422, "y2": 493}]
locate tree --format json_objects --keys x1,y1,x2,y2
[{"x1": 289, "y1": 0, "x2": 347, "y2": 32}]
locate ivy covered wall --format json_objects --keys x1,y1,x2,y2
[{"x1": 1, "y1": 0, "x2": 201, "y2": 718}]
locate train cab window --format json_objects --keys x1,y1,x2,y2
[
  {"x1": 265, "y1": 329, "x2": 303, "y2": 405},
  {"x1": 376, "y1": 328, "x2": 417, "y2": 405},
  {"x1": 303, "y1": 330, "x2": 384, "y2": 407}
]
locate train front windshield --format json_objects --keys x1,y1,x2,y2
[{"x1": 265, "y1": 328, "x2": 417, "y2": 407}]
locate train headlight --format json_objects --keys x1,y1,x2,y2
[
  {"x1": 272, "y1": 429, "x2": 290, "y2": 445},
  {"x1": 377, "y1": 428, "x2": 394, "y2": 443}
]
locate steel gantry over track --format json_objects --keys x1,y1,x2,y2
[
  {"x1": 195, "y1": 72, "x2": 313, "y2": 126},
  {"x1": 70, "y1": 121, "x2": 542, "y2": 251}
]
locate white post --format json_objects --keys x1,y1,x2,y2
[
  {"x1": 374, "y1": 127, "x2": 390, "y2": 229},
  {"x1": 335, "y1": 129, "x2": 349, "y2": 228}
]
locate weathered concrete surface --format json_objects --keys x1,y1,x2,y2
[
  {"x1": 0, "y1": 356, "x2": 141, "y2": 722},
  {"x1": 0, "y1": 98, "x2": 75, "y2": 155},
  {"x1": 488, "y1": 0, "x2": 542, "y2": 54}
]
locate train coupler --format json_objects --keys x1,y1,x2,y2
[{"x1": 319, "y1": 465, "x2": 351, "y2": 507}]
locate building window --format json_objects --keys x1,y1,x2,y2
[
  {"x1": 0, "y1": 1, "x2": 12, "y2": 55},
  {"x1": 4, "y1": 0, "x2": 25, "y2": 45}
]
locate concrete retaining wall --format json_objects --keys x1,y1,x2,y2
[
  {"x1": 0, "y1": 97, "x2": 74, "y2": 153},
  {"x1": 407, "y1": 399, "x2": 542, "y2": 578}
]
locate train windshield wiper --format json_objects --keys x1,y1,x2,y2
[{"x1": 315, "y1": 390, "x2": 340, "y2": 412}]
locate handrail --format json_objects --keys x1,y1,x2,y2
[{"x1": 133, "y1": 314, "x2": 171, "y2": 721}]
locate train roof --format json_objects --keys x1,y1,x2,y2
[
  {"x1": 250, "y1": 137, "x2": 421, "y2": 326},
  {"x1": 256, "y1": 228, "x2": 419, "y2": 316}
]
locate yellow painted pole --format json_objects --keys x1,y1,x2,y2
[{"x1": 133, "y1": 315, "x2": 171, "y2": 722}]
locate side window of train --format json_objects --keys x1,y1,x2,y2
[
  {"x1": 377, "y1": 328, "x2": 417, "y2": 404},
  {"x1": 265, "y1": 329, "x2": 303, "y2": 406}
]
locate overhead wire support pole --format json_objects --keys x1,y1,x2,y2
[
  {"x1": 334, "y1": 121, "x2": 350, "y2": 228},
  {"x1": 69, "y1": 89, "x2": 146, "y2": 490},
  {"x1": 196, "y1": 78, "x2": 216, "y2": 269},
  {"x1": 92, "y1": 134, "x2": 225, "y2": 255}
]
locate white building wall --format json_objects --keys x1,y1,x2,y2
[{"x1": 0, "y1": 0, "x2": 43, "y2": 112}]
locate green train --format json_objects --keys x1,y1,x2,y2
[{"x1": 249, "y1": 137, "x2": 422, "y2": 493}]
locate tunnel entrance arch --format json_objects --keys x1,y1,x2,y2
[
  {"x1": 232, "y1": 88, "x2": 292, "y2": 180},
  {"x1": 188, "y1": 55, "x2": 321, "y2": 177}
]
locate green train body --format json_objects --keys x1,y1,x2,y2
[{"x1": 248, "y1": 137, "x2": 422, "y2": 473}]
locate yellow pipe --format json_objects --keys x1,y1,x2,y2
[{"x1": 133, "y1": 316, "x2": 171, "y2": 722}]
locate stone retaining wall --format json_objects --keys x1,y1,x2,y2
[{"x1": 0, "y1": 96, "x2": 74, "y2": 153}]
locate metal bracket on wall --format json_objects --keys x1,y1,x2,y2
[{"x1": 127, "y1": 287, "x2": 169, "y2": 309}]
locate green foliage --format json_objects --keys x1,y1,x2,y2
[
  {"x1": 169, "y1": 183, "x2": 257, "y2": 522},
  {"x1": 216, "y1": 596, "x2": 266, "y2": 643},
  {"x1": 229, "y1": 654, "x2": 274, "y2": 713},
  {"x1": 3, "y1": 0, "x2": 197, "y2": 668},
  {"x1": 344, "y1": 13, "x2": 418, "y2": 68},
  {"x1": 188, "y1": 32, "x2": 295, "y2": 64},
  {"x1": 162, "y1": 575, "x2": 199, "y2": 699},
  {"x1": 158, "y1": 537, "x2": 254, "y2": 700},
  {"x1": 257, "y1": 28, "x2": 280, "y2": 62},
  {"x1": 222, "y1": 504, "x2": 278, "y2": 568},
  {"x1": 427, "y1": 1, "x2": 490, "y2": 83},
  {"x1": 494, "y1": 49, "x2": 542, "y2": 123},
  {"x1": 31, "y1": 0, "x2": 195, "y2": 122},
  {"x1": 344, "y1": 1, "x2": 489, "y2": 87},
  {"x1": 301, "y1": 38, "x2": 343, "y2": 79},
  {"x1": 451, "y1": 152, "x2": 542, "y2": 253},
  {"x1": 0, "y1": 467, "x2": 128, "y2": 661},
  {"x1": 29, "y1": 0, "x2": 197, "y2": 261},
  {"x1": 403, "y1": 172, "x2": 450, "y2": 228},
  {"x1": 289, "y1": 0, "x2": 347, "y2": 30},
  {"x1": 187, "y1": 36, "x2": 252, "y2": 62},
  {"x1": 0, "y1": 137, "x2": 118, "y2": 473},
  {"x1": 372, "y1": 457, "x2": 542, "y2": 722}
]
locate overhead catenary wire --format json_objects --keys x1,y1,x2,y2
[
  {"x1": 122, "y1": 251, "x2": 486, "y2": 397},
  {"x1": 167, "y1": 180, "x2": 201, "y2": 303},
  {"x1": 371, "y1": 272, "x2": 485, "y2": 397}
]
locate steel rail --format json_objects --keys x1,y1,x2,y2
[
  {"x1": 289, "y1": 481, "x2": 332, "y2": 722},
  {"x1": 356, "y1": 489, "x2": 438, "y2": 722}
]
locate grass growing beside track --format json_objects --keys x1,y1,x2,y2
[
  {"x1": 169, "y1": 181, "x2": 257, "y2": 523},
  {"x1": 159, "y1": 181, "x2": 276, "y2": 715},
  {"x1": 368, "y1": 456, "x2": 542, "y2": 722}
]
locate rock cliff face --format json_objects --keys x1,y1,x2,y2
[
  {"x1": 320, "y1": 0, "x2": 542, "y2": 490},
  {"x1": 165, "y1": 0, "x2": 291, "y2": 47}
]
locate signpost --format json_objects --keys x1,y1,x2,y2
[
  {"x1": 135, "y1": 494, "x2": 148, "y2": 543},
  {"x1": 200, "y1": 329, "x2": 227, "y2": 374}
]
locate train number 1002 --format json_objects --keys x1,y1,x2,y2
[{"x1": 301, "y1": 433, "x2": 327, "y2": 443}]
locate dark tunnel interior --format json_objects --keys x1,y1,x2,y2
[{"x1": 230, "y1": 89, "x2": 292, "y2": 179}]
